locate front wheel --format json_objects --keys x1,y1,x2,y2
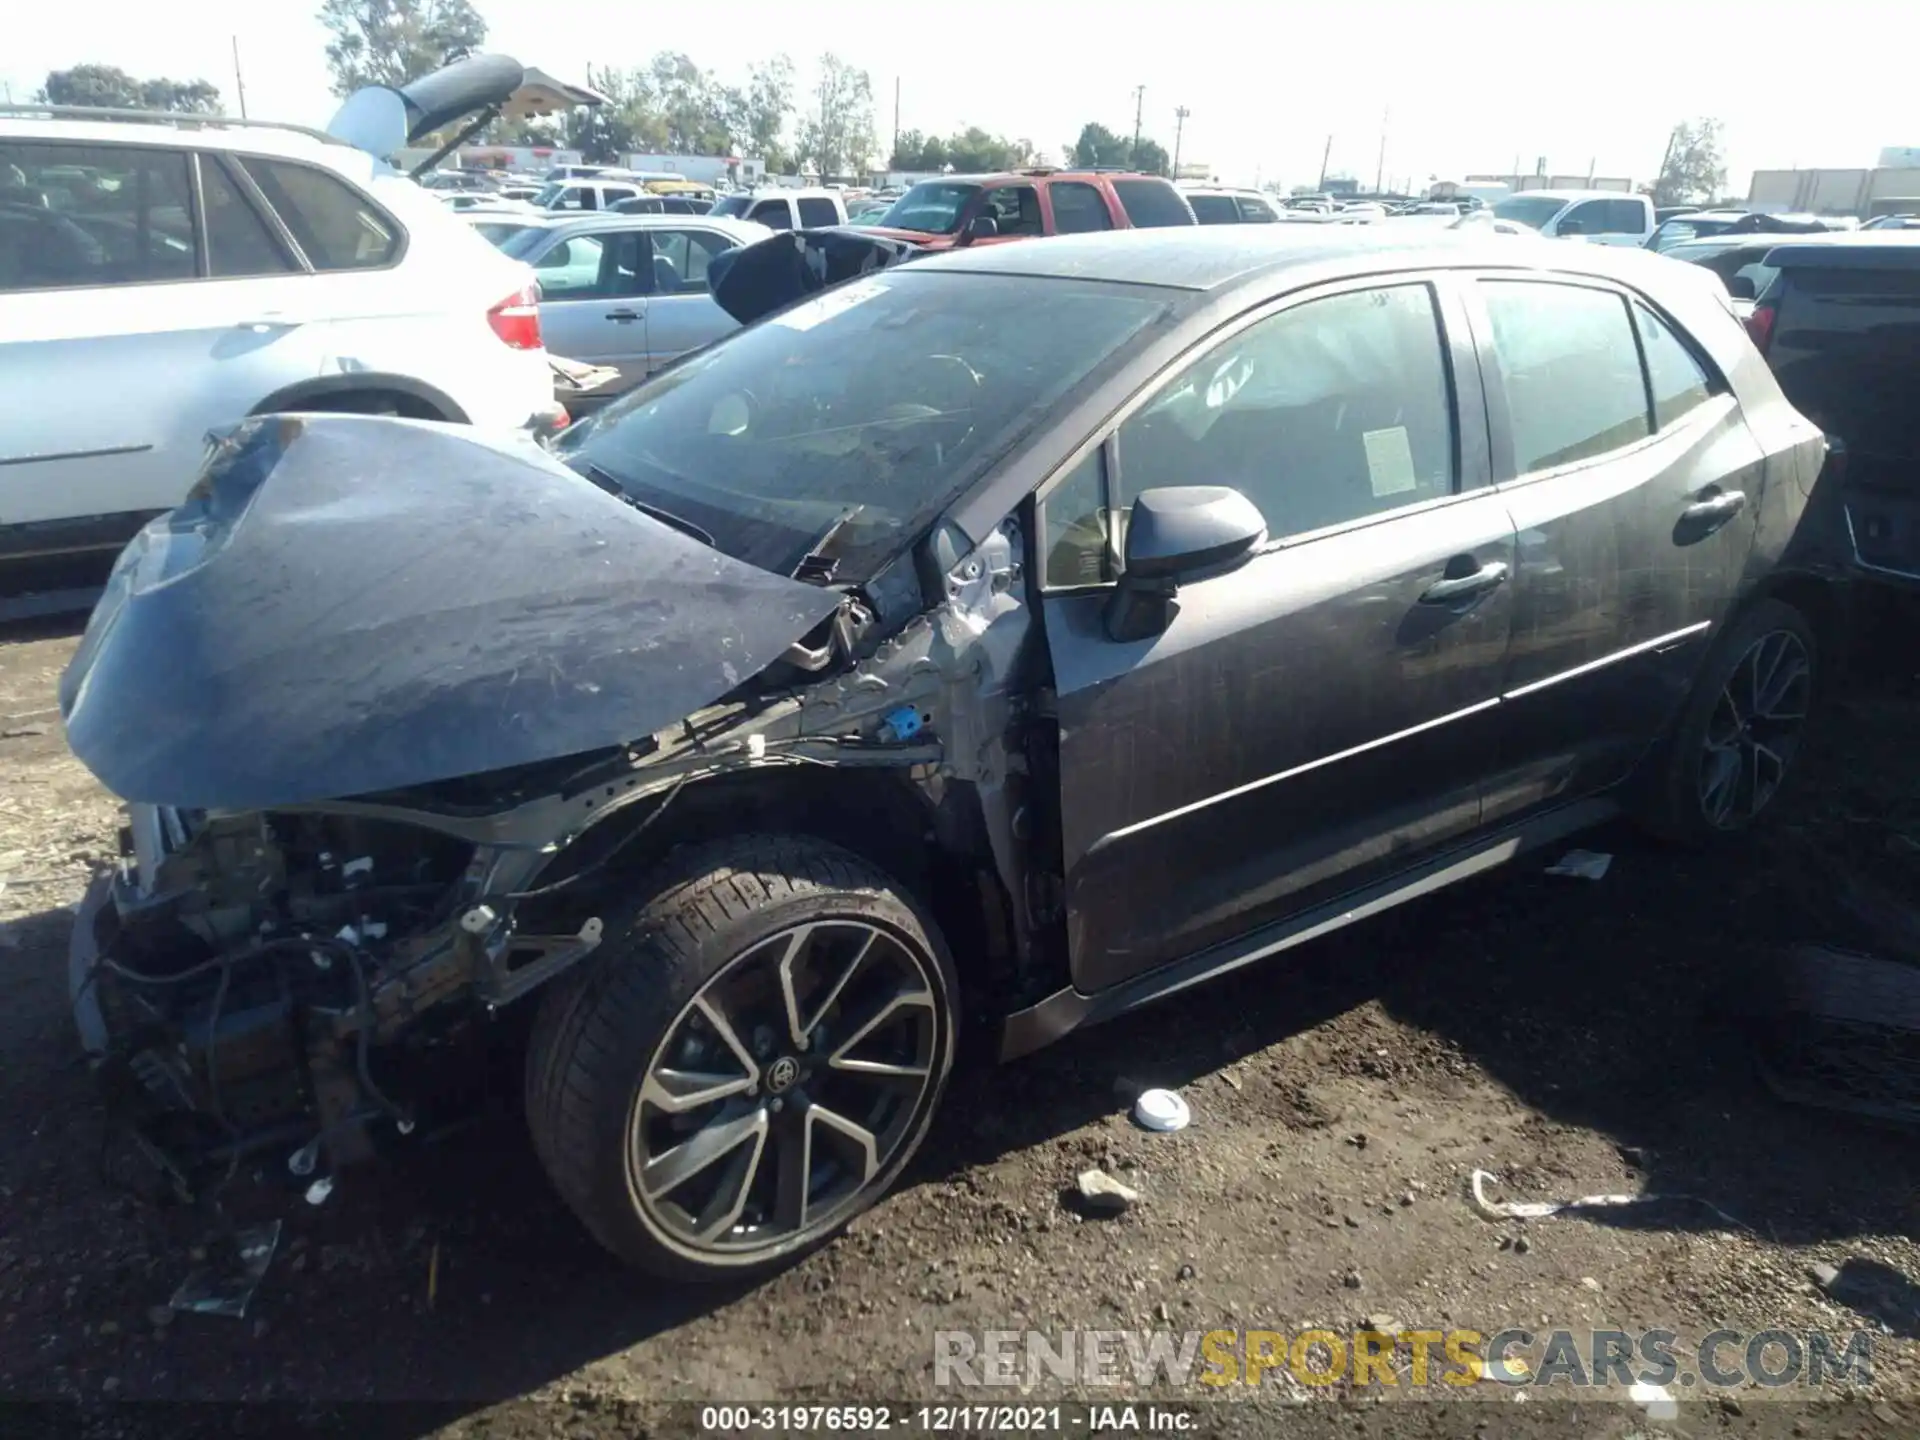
[
  {"x1": 1639, "y1": 598, "x2": 1818, "y2": 844},
  {"x1": 525, "y1": 834, "x2": 959, "y2": 1281}
]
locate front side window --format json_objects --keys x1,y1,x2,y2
[
  {"x1": 710, "y1": 194, "x2": 752, "y2": 219},
  {"x1": 1559, "y1": 200, "x2": 1615, "y2": 236},
  {"x1": 796, "y1": 196, "x2": 840, "y2": 227},
  {"x1": 1049, "y1": 181, "x2": 1112, "y2": 234},
  {"x1": 1114, "y1": 284, "x2": 1457, "y2": 543},
  {"x1": 1041, "y1": 447, "x2": 1111, "y2": 588},
  {"x1": 980, "y1": 185, "x2": 1042, "y2": 237},
  {"x1": 554, "y1": 272, "x2": 1168, "y2": 582},
  {"x1": 1112, "y1": 179, "x2": 1195, "y2": 228},
  {"x1": 1634, "y1": 303, "x2": 1714, "y2": 429},
  {"x1": 749, "y1": 200, "x2": 792, "y2": 230},
  {"x1": 238, "y1": 158, "x2": 399, "y2": 270},
  {"x1": 1605, "y1": 199, "x2": 1649, "y2": 234},
  {"x1": 1480, "y1": 280, "x2": 1651, "y2": 473},
  {"x1": 0, "y1": 141, "x2": 194, "y2": 291}
]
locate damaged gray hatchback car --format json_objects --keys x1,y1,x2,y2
[{"x1": 65, "y1": 225, "x2": 1841, "y2": 1281}]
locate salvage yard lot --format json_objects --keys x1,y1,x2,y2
[{"x1": 3, "y1": 610, "x2": 1920, "y2": 1436}]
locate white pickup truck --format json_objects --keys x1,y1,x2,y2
[{"x1": 709, "y1": 187, "x2": 848, "y2": 231}]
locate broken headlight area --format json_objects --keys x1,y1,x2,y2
[{"x1": 72, "y1": 805, "x2": 586, "y2": 1202}]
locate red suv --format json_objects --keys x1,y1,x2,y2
[{"x1": 860, "y1": 168, "x2": 1196, "y2": 249}]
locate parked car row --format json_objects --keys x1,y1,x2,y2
[{"x1": 0, "y1": 56, "x2": 567, "y2": 582}]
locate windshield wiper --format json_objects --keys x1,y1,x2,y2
[{"x1": 579, "y1": 463, "x2": 717, "y2": 549}]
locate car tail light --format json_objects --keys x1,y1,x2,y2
[
  {"x1": 1745, "y1": 302, "x2": 1776, "y2": 354},
  {"x1": 487, "y1": 283, "x2": 543, "y2": 350}
]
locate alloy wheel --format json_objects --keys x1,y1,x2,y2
[
  {"x1": 625, "y1": 919, "x2": 941, "y2": 1261},
  {"x1": 1697, "y1": 628, "x2": 1811, "y2": 828}
]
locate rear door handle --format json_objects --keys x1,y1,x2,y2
[
  {"x1": 1419, "y1": 560, "x2": 1509, "y2": 604},
  {"x1": 605, "y1": 308, "x2": 641, "y2": 322},
  {"x1": 1681, "y1": 489, "x2": 1747, "y2": 522}
]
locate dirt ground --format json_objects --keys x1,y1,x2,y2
[{"x1": 4, "y1": 606, "x2": 1920, "y2": 1440}]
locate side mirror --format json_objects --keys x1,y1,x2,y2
[
  {"x1": 1104, "y1": 485, "x2": 1266, "y2": 642},
  {"x1": 1726, "y1": 274, "x2": 1758, "y2": 300},
  {"x1": 960, "y1": 213, "x2": 1000, "y2": 244}
]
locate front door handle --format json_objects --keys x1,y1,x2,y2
[
  {"x1": 605, "y1": 308, "x2": 641, "y2": 322},
  {"x1": 1419, "y1": 559, "x2": 1509, "y2": 604},
  {"x1": 1681, "y1": 489, "x2": 1747, "y2": 522}
]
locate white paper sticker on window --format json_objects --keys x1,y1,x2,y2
[
  {"x1": 1363, "y1": 426, "x2": 1419, "y2": 497},
  {"x1": 772, "y1": 279, "x2": 889, "y2": 332}
]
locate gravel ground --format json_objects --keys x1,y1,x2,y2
[{"x1": 2, "y1": 609, "x2": 1919, "y2": 1440}]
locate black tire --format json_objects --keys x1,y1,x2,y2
[
  {"x1": 525, "y1": 833, "x2": 959, "y2": 1281},
  {"x1": 1638, "y1": 598, "x2": 1818, "y2": 845}
]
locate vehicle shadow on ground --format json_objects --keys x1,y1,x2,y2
[{"x1": 6, "y1": 616, "x2": 1918, "y2": 1418}]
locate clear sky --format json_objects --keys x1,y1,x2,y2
[{"x1": 4, "y1": 0, "x2": 1911, "y2": 193}]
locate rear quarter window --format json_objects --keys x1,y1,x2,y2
[
  {"x1": 1112, "y1": 179, "x2": 1195, "y2": 228},
  {"x1": 238, "y1": 158, "x2": 401, "y2": 270}
]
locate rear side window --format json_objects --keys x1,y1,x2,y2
[
  {"x1": 238, "y1": 158, "x2": 400, "y2": 270},
  {"x1": 1112, "y1": 179, "x2": 1194, "y2": 228},
  {"x1": 796, "y1": 196, "x2": 839, "y2": 227},
  {"x1": 1188, "y1": 194, "x2": 1240, "y2": 225},
  {"x1": 1049, "y1": 181, "x2": 1112, "y2": 234},
  {"x1": 201, "y1": 159, "x2": 295, "y2": 277},
  {"x1": 1633, "y1": 304, "x2": 1713, "y2": 429},
  {"x1": 1480, "y1": 280, "x2": 1651, "y2": 472},
  {"x1": 0, "y1": 141, "x2": 195, "y2": 291}
]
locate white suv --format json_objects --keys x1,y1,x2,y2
[{"x1": 0, "y1": 87, "x2": 559, "y2": 573}]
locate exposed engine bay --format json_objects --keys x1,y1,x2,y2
[{"x1": 66, "y1": 424, "x2": 1042, "y2": 1203}]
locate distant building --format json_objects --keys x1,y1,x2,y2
[
  {"x1": 1748, "y1": 165, "x2": 1920, "y2": 218},
  {"x1": 1174, "y1": 161, "x2": 1211, "y2": 181},
  {"x1": 621, "y1": 153, "x2": 763, "y2": 186},
  {"x1": 1467, "y1": 171, "x2": 1633, "y2": 194}
]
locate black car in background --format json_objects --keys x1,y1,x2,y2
[
  {"x1": 64, "y1": 226, "x2": 1836, "y2": 1283},
  {"x1": 1740, "y1": 233, "x2": 1920, "y2": 587}
]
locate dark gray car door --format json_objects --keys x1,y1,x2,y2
[
  {"x1": 1464, "y1": 276, "x2": 1765, "y2": 823},
  {"x1": 1036, "y1": 276, "x2": 1517, "y2": 992}
]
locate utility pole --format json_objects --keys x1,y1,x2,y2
[
  {"x1": 1317, "y1": 133, "x2": 1333, "y2": 191},
  {"x1": 1374, "y1": 106, "x2": 1388, "y2": 194},
  {"x1": 892, "y1": 76, "x2": 900, "y2": 168},
  {"x1": 1172, "y1": 105, "x2": 1189, "y2": 178},
  {"x1": 1654, "y1": 123, "x2": 1680, "y2": 204},
  {"x1": 1130, "y1": 85, "x2": 1145, "y2": 167},
  {"x1": 232, "y1": 35, "x2": 248, "y2": 119}
]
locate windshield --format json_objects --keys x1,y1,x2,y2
[
  {"x1": 553, "y1": 272, "x2": 1170, "y2": 582},
  {"x1": 873, "y1": 182, "x2": 981, "y2": 235},
  {"x1": 1491, "y1": 195, "x2": 1570, "y2": 230},
  {"x1": 533, "y1": 182, "x2": 571, "y2": 208},
  {"x1": 711, "y1": 194, "x2": 753, "y2": 218},
  {"x1": 1649, "y1": 216, "x2": 1736, "y2": 251}
]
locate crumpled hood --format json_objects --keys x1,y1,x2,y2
[
  {"x1": 59, "y1": 415, "x2": 843, "y2": 812},
  {"x1": 707, "y1": 227, "x2": 925, "y2": 326}
]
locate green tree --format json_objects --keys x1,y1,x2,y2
[
  {"x1": 1132, "y1": 137, "x2": 1169, "y2": 176},
  {"x1": 799, "y1": 53, "x2": 873, "y2": 178},
  {"x1": 318, "y1": 0, "x2": 487, "y2": 98},
  {"x1": 647, "y1": 52, "x2": 732, "y2": 154},
  {"x1": 736, "y1": 55, "x2": 794, "y2": 161},
  {"x1": 1650, "y1": 117, "x2": 1727, "y2": 208},
  {"x1": 1068, "y1": 122, "x2": 1129, "y2": 168},
  {"x1": 40, "y1": 65, "x2": 220, "y2": 113}
]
